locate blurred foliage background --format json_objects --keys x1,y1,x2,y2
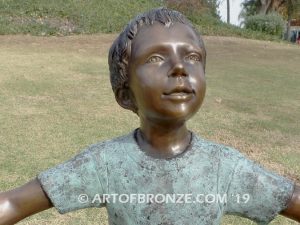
[{"x1": 1, "y1": 0, "x2": 298, "y2": 41}]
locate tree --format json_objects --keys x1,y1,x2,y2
[
  {"x1": 266, "y1": 0, "x2": 300, "y2": 39},
  {"x1": 227, "y1": 0, "x2": 230, "y2": 23},
  {"x1": 240, "y1": 0, "x2": 300, "y2": 39},
  {"x1": 240, "y1": 0, "x2": 272, "y2": 16},
  {"x1": 259, "y1": 0, "x2": 273, "y2": 14},
  {"x1": 241, "y1": 0, "x2": 300, "y2": 17},
  {"x1": 240, "y1": 0, "x2": 262, "y2": 18}
]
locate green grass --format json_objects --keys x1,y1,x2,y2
[
  {"x1": 0, "y1": 0, "x2": 286, "y2": 41},
  {"x1": 0, "y1": 0, "x2": 161, "y2": 35},
  {"x1": 0, "y1": 35, "x2": 299, "y2": 224}
]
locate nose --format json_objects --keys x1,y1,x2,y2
[{"x1": 167, "y1": 58, "x2": 187, "y2": 77}]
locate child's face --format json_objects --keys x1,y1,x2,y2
[{"x1": 127, "y1": 22, "x2": 206, "y2": 123}]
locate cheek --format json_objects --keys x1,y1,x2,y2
[
  {"x1": 190, "y1": 73, "x2": 206, "y2": 88},
  {"x1": 191, "y1": 75, "x2": 206, "y2": 103}
]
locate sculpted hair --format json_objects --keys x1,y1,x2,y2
[{"x1": 108, "y1": 7, "x2": 206, "y2": 95}]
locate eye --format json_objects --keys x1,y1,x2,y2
[
  {"x1": 185, "y1": 53, "x2": 201, "y2": 62},
  {"x1": 146, "y1": 55, "x2": 164, "y2": 64}
]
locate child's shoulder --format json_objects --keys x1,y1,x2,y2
[
  {"x1": 90, "y1": 131, "x2": 134, "y2": 148},
  {"x1": 193, "y1": 133, "x2": 246, "y2": 162},
  {"x1": 81, "y1": 130, "x2": 136, "y2": 158}
]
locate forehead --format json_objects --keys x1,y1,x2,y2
[{"x1": 131, "y1": 22, "x2": 203, "y2": 56}]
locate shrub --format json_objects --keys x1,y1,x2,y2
[{"x1": 244, "y1": 13, "x2": 284, "y2": 36}]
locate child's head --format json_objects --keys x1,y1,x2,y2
[
  {"x1": 108, "y1": 7, "x2": 206, "y2": 96},
  {"x1": 108, "y1": 7, "x2": 206, "y2": 121}
]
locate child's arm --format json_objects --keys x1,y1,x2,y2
[
  {"x1": 281, "y1": 185, "x2": 300, "y2": 222},
  {"x1": 0, "y1": 178, "x2": 53, "y2": 225}
]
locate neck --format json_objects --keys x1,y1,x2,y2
[{"x1": 136, "y1": 118, "x2": 191, "y2": 159}]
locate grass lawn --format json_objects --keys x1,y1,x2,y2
[{"x1": 0, "y1": 35, "x2": 299, "y2": 224}]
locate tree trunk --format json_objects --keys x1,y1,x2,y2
[
  {"x1": 286, "y1": 0, "x2": 292, "y2": 40},
  {"x1": 259, "y1": 0, "x2": 273, "y2": 14},
  {"x1": 227, "y1": 0, "x2": 230, "y2": 23}
]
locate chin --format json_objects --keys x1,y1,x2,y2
[{"x1": 160, "y1": 108, "x2": 200, "y2": 123}]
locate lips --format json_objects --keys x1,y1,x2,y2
[
  {"x1": 162, "y1": 86, "x2": 194, "y2": 101},
  {"x1": 163, "y1": 86, "x2": 194, "y2": 95}
]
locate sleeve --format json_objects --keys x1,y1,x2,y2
[
  {"x1": 37, "y1": 146, "x2": 105, "y2": 214},
  {"x1": 225, "y1": 155, "x2": 295, "y2": 225}
]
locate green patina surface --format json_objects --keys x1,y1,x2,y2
[{"x1": 38, "y1": 130, "x2": 294, "y2": 225}]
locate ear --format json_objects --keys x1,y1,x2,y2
[{"x1": 115, "y1": 85, "x2": 138, "y2": 113}]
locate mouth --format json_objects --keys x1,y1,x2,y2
[
  {"x1": 162, "y1": 87, "x2": 195, "y2": 101},
  {"x1": 163, "y1": 86, "x2": 194, "y2": 96}
]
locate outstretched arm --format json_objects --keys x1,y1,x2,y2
[
  {"x1": 0, "y1": 178, "x2": 53, "y2": 225},
  {"x1": 281, "y1": 185, "x2": 300, "y2": 222}
]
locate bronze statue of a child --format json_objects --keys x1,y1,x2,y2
[{"x1": 0, "y1": 7, "x2": 300, "y2": 225}]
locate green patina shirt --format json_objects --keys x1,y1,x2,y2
[{"x1": 38, "y1": 130, "x2": 294, "y2": 225}]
